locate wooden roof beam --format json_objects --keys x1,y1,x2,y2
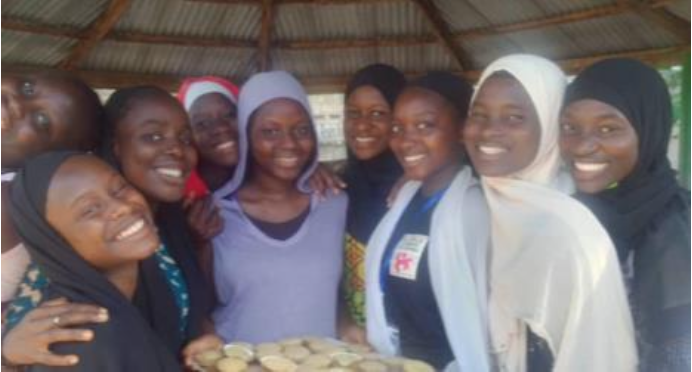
[
  {"x1": 4, "y1": 0, "x2": 687, "y2": 52},
  {"x1": 625, "y1": 0, "x2": 691, "y2": 43},
  {"x1": 1, "y1": 17, "x2": 82, "y2": 38},
  {"x1": 1, "y1": 64, "x2": 192, "y2": 92},
  {"x1": 185, "y1": 0, "x2": 405, "y2": 4},
  {"x1": 257, "y1": 0, "x2": 276, "y2": 71},
  {"x1": 649, "y1": 0, "x2": 679, "y2": 7},
  {"x1": 111, "y1": 31, "x2": 256, "y2": 48},
  {"x1": 275, "y1": 35, "x2": 436, "y2": 49},
  {"x1": 458, "y1": 4, "x2": 627, "y2": 39},
  {"x1": 1, "y1": 17, "x2": 434, "y2": 50},
  {"x1": 60, "y1": 0, "x2": 132, "y2": 70},
  {"x1": 1, "y1": 17, "x2": 256, "y2": 48},
  {"x1": 5, "y1": 45, "x2": 687, "y2": 93},
  {"x1": 411, "y1": 0, "x2": 473, "y2": 70}
]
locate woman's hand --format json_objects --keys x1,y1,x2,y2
[
  {"x1": 181, "y1": 333, "x2": 224, "y2": 367},
  {"x1": 308, "y1": 164, "x2": 347, "y2": 201},
  {"x1": 183, "y1": 194, "x2": 224, "y2": 241},
  {"x1": 2, "y1": 298, "x2": 108, "y2": 367},
  {"x1": 339, "y1": 322, "x2": 369, "y2": 345}
]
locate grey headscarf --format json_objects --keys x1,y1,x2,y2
[{"x1": 214, "y1": 71, "x2": 318, "y2": 198}]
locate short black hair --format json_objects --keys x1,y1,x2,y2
[{"x1": 100, "y1": 85, "x2": 177, "y2": 167}]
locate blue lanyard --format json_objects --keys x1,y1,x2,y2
[{"x1": 379, "y1": 187, "x2": 448, "y2": 294}]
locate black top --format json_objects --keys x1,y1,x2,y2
[
  {"x1": 382, "y1": 191, "x2": 453, "y2": 369},
  {"x1": 246, "y1": 205, "x2": 310, "y2": 240},
  {"x1": 135, "y1": 202, "x2": 214, "y2": 355}
]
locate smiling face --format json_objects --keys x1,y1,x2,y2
[
  {"x1": 390, "y1": 87, "x2": 464, "y2": 192},
  {"x1": 113, "y1": 95, "x2": 198, "y2": 203},
  {"x1": 559, "y1": 99, "x2": 639, "y2": 193},
  {"x1": 1, "y1": 73, "x2": 100, "y2": 168},
  {"x1": 46, "y1": 156, "x2": 159, "y2": 271},
  {"x1": 464, "y1": 74, "x2": 542, "y2": 177},
  {"x1": 189, "y1": 92, "x2": 239, "y2": 167},
  {"x1": 248, "y1": 98, "x2": 316, "y2": 183},
  {"x1": 344, "y1": 85, "x2": 394, "y2": 160}
]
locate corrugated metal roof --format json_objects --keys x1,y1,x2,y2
[
  {"x1": 2, "y1": 0, "x2": 109, "y2": 28},
  {"x1": 456, "y1": 0, "x2": 547, "y2": 27},
  {"x1": 459, "y1": 34, "x2": 523, "y2": 67},
  {"x1": 561, "y1": 12, "x2": 680, "y2": 56},
  {"x1": 437, "y1": 0, "x2": 614, "y2": 32},
  {"x1": 664, "y1": 0, "x2": 690, "y2": 22},
  {"x1": 1, "y1": 0, "x2": 687, "y2": 90},
  {"x1": 114, "y1": 0, "x2": 260, "y2": 40},
  {"x1": 529, "y1": 0, "x2": 613, "y2": 15},
  {"x1": 505, "y1": 26, "x2": 584, "y2": 60},
  {"x1": 434, "y1": 0, "x2": 491, "y2": 31},
  {"x1": 1, "y1": 30, "x2": 77, "y2": 66},
  {"x1": 80, "y1": 40, "x2": 257, "y2": 78},
  {"x1": 274, "y1": 1, "x2": 429, "y2": 41},
  {"x1": 273, "y1": 44, "x2": 455, "y2": 77}
]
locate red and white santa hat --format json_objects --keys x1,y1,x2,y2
[{"x1": 176, "y1": 75, "x2": 240, "y2": 112}]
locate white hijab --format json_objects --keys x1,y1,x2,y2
[
  {"x1": 214, "y1": 71, "x2": 318, "y2": 199},
  {"x1": 366, "y1": 167, "x2": 491, "y2": 372},
  {"x1": 475, "y1": 55, "x2": 637, "y2": 372}
]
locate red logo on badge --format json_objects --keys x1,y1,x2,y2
[{"x1": 394, "y1": 252, "x2": 413, "y2": 273}]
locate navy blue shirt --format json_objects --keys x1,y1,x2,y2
[{"x1": 382, "y1": 190, "x2": 454, "y2": 369}]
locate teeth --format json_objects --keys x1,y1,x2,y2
[
  {"x1": 116, "y1": 219, "x2": 145, "y2": 241},
  {"x1": 574, "y1": 162, "x2": 607, "y2": 172},
  {"x1": 355, "y1": 137, "x2": 376, "y2": 144},
  {"x1": 156, "y1": 168, "x2": 183, "y2": 178},
  {"x1": 478, "y1": 145, "x2": 507, "y2": 155},
  {"x1": 216, "y1": 141, "x2": 236, "y2": 150},
  {"x1": 404, "y1": 154, "x2": 426, "y2": 163},
  {"x1": 276, "y1": 157, "x2": 299, "y2": 166}
]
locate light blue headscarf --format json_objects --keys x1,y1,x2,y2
[{"x1": 214, "y1": 71, "x2": 318, "y2": 198}]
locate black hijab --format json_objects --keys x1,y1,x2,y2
[
  {"x1": 10, "y1": 151, "x2": 180, "y2": 371},
  {"x1": 563, "y1": 58, "x2": 685, "y2": 259},
  {"x1": 409, "y1": 71, "x2": 473, "y2": 121},
  {"x1": 343, "y1": 64, "x2": 406, "y2": 243},
  {"x1": 100, "y1": 87, "x2": 213, "y2": 354},
  {"x1": 564, "y1": 59, "x2": 690, "y2": 347}
]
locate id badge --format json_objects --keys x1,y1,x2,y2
[{"x1": 389, "y1": 234, "x2": 429, "y2": 281}]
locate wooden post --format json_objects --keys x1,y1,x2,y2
[
  {"x1": 258, "y1": 0, "x2": 275, "y2": 71},
  {"x1": 411, "y1": 0, "x2": 472, "y2": 71},
  {"x1": 60, "y1": 0, "x2": 131, "y2": 70}
]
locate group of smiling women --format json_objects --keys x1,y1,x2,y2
[{"x1": 1, "y1": 53, "x2": 689, "y2": 372}]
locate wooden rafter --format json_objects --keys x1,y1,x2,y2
[
  {"x1": 274, "y1": 35, "x2": 437, "y2": 49},
  {"x1": 1, "y1": 17, "x2": 256, "y2": 49},
  {"x1": 5, "y1": 1, "x2": 687, "y2": 52},
  {"x1": 626, "y1": 0, "x2": 691, "y2": 43},
  {"x1": 649, "y1": 0, "x2": 679, "y2": 7},
  {"x1": 186, "y1": 0, "x2": 404, "y2": 4},
  {"x1": 411, "y1": 0, "x2": 472, "y2": 70},
  {"x1": 111, "y1": 31, "x2": 255, "y2": 48},
  {"x1": 459, "y1": 4, "x2": 627, "y2": 39},
  {"x1": 60, "y1": 0, "x2": 131, "y2": 70},
  {"x1": 5, "y1": 45, "x2": 687, "y2": 93},
  {"x1": 1, "y1": 18, "x2": 81, "y2": 38},
  {"x1": 258, "y1": 0, "x2": 276, "y2": 71}
]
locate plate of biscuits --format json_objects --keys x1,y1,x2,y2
[{"x1": 191, "y1": 337, "x2": 436, "y2": 372}]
